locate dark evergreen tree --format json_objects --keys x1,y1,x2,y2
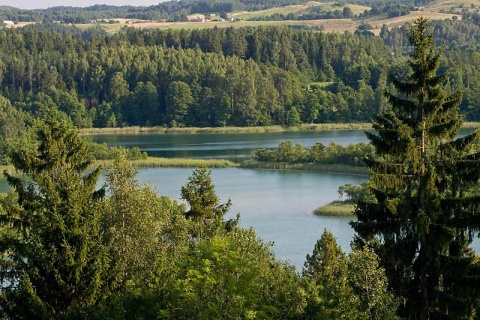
[
  {"x1": 0, "y1": 111, "x2": 111, "y2": 319},
  {"x1": 352, "y1": 17, "x2": 480, "y2": 319},
  {"x1": 303, "y1": 230, "x2": 358, "y2": 319},
  {"x1": 181, "y1": 167, "x2": 233, "y2": 239}
]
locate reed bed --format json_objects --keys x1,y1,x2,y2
[
  {"x1": 313, "y1": 201, "x2": 356, "y2": 217},
  {"x1": 75, "y1": 122, "x2": 480, "y2": 136},
  {"x1": 0, "y1": 165, "x2": 16, "y2": 175},
  {"x1": 80, "y1": 123, "x2": 374, "y2": 136},
  {"x1": 94, "y1": 157, "x2": 239, "y2": 169},
  {"x1": 462, "y1": 122, "x2": 480, "y2": 128},
  {"x1": 240, "y1": 161, "x2": 368, "y2": 175}
]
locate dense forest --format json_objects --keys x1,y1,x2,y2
[{"x1": 0, "y1": 17, "x2": 479, "y2": 134}]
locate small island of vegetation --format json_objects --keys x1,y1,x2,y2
[{"x1": 314, "y1": 182, "x2": 371, "y2": 216}]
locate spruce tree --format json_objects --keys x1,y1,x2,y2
[
  {"x1": 352, "y1": 17, "x2": 480, "y2": 319},
  {"x1": 181, "y1": 167, "x2": 233, "y2": 239},
  {"x1": 0, "y1": 111, "x2": 111, "y2": 319}
]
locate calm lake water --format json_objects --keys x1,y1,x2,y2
[
  {"x1": 2, "y1": 129, "x2": 478, "y2": 270},
  {"x1": 88, "y1": 129, "x2": 372, "y2": 159}
]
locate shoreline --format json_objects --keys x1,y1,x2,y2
[
  {"x1": 2, "y1": 159, "x2": 367, "y2": 176},
  {"x1": 80, "y1": 122, "x2": 480, "y2": 136},
  {"x1": 240, "y1": 161, "x2": 368, "y2": 176},
  {"x1": 80, "y1": 123, "x2": 373, "y2": 135}
]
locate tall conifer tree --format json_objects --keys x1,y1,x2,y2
[
  {"x1": 0, "y1": 111, "x2": 110, "y2": 319},
  {"x1": 352, "y1": 17, "x2": 480, "y2": 319}
]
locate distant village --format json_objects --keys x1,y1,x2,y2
[{"x1": 1, "y1": 13, "x2": 240, "y2": 28}]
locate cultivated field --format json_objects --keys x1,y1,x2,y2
[
  {"x1": 230, "y1": 1, "x2": 370, "y2": 20},
  {"x1": 366, "y1": 11, "x2": 461, "y2": 35},
  {"x1": 49, "y1": 0, "x2": 472, "y2": 33}
]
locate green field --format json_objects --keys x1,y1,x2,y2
[{"x1": 230, "y1": 1, "x2": 370, "y2": 20}]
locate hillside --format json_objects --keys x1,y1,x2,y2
[{"x1": 0, "y1": 0, "x2": 473, "y2": 31}]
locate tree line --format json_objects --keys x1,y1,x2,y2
[
  {"x1": 1, "y1": 19, "x2": 480, "y2": 132},
  {"x1": 253, "y1": 140, "x2": 374, "y2": 166}
]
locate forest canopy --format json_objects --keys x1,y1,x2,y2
[{"x1": 0, "y1": 16, "x2": 479, "y2": 132}]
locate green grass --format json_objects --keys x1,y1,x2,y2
[
  {"x1": 313, "y1": 200, "x2": 356, "y2": 217},
  {"x1": 76, "y1": 23, "x2": 125, "y2": 33}
]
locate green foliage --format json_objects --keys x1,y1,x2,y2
[
  {"x1": 181, "y1": 167, "x2": 234, "y2": 238},
  {"x1": 165, "y1": 81, "x2": 194, "y2": 127},
  {"x1": 303, "y1": 230, "x2": 360, "y2": 319},
  {"x1": 353, "y1": 18, "x2": 480, "y2": 319},
  {"x1": 0, "y1": 26, "x2": 394, "y2": 127},
  {"x1": 338, "y1": 182, "x2": 373, "y2": 202},
  {"x1": 166, "y1": 228, "x2": 306, "y2": 319},
  {"x1": 303, "y1": 230, "x2": 399, "y2": 320},
  {"x1": 87, "y1": 142, "x2": 147, "y2": 161},
  {"x1": 0, "y1": 93, "x2": 29, "y2": 164},
  {"x1": 348, "y1": 246, "x2": 399, "y2": 320},
  {"x1": 253, "y1": 140, "x2": 374, "y2": 166},
  {"x1": 286, "y1": 106, "x2": 301, "y2": 127},
  {"x1": 103, "y1": 149, "x2": 190, "y2": 288},
  {"x1": 0, "y1": 110, "x2": 111, "y2": 318}
]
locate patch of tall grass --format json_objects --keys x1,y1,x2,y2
[
  {"x1": 462, "y1": 122, "x2": 480, "y2": 128},
  {"x1": 80, "y1": 123, "x2": 375, "y2": 136},
  {"x1": 94, "y1": 157, "x2": 238, "y2": 169},
  {"x1": 313, "y1": 200, "x2": 356, "y2": 217},
  {"x1": 0, "y1": 165, "x2": 16, "y2": 175},
  {"x1": 81, "y1": 122, "x2": 480, "y2": 136}
]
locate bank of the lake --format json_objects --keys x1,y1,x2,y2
[
  {"x1": 81, "y1": 123, "x2": 373, "y2": 135},
  {"x1": 2, "y1": 158, "x2": 366, "y2": 176},
  {"x1": 240, "y1": 160, "x2": 368, "y2": 175},
  {"x1": 81, "y1": 122, "x2": 480, "y2": 136}
]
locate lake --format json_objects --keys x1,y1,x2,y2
[
  {"x1": 2, "y1": 128, "x2": 478, "y2": 270},
  {"x1": 87, "y1": 129, "x2": 372, "y2": 159}
]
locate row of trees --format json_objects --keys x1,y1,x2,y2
[
  {"x1": 253, "y1": 140, "x2": 374, "y2": 166},
  {"x1": 0, "y1": 110, "x2": 398, "y2": 319}
]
